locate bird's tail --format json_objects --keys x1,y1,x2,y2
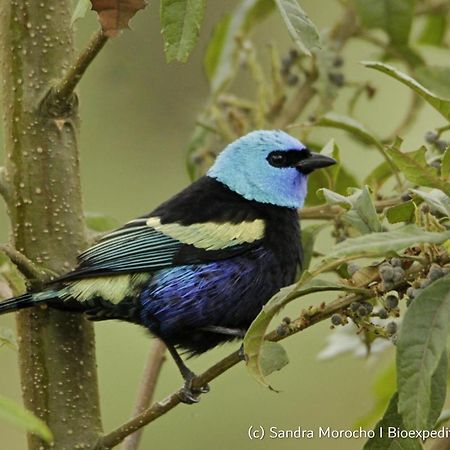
[{"x1": 0, "y1": 292, "x2": 48, "y2": 315}]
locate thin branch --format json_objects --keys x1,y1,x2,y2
[
  {"x1": 121, "y1": 340, "x2": 166, "y2": 450},
  {"x1": 53, "y1": 30, "x2": 108, "y2": 103},
  {"x1": 0, "y1": 244, "x2": 51, "y2": 282},
  {"x1": 299, "y1": 196, "x2": 402, "y2": 220}
]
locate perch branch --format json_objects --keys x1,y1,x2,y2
[
  {"x1": 121, "y1": 340, "x2": 166, "y2": 450},
  {"x1": 53, "y1": 30, "x2": 108, "y2": 103}
]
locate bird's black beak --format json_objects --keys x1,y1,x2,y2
[{"x1": 296, "y1": 152, "x2": 337, "y2": 174}]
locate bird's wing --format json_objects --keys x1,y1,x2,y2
[{"x1": 57, "y1": 216, "x2": 265, "y2": 281}]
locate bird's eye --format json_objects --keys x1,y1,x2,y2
[{"x1": 267, "y1": 152, "x2": 288, "y2": 168}]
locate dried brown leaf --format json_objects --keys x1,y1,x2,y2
[{"x1": 91, "y1": 0, "x2": 148, "y2": 37}]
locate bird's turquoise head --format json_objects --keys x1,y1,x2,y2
[{"x1": 207, "y1": 130, "x2": 336, "y2": 208}]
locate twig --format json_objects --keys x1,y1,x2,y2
[
  {"x1": 0, "y1": 244, "x2": 50, "y2": 282},
  {"x1": 299, "y1": 196, "x2": 402, "y2": 220},
  {"x1": 53, "y1": 30, "x2": 108, "y2": 103},
  {"x1": 121, "y1": 340, "x2": 166, "y2": 450}
]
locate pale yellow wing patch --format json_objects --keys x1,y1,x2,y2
[
  {"x1": 146, "y1": 217, "x2": 264, "y2": 250},
  {"x1": 68, "y1": 273, "x2": 150, "y2": 304}
]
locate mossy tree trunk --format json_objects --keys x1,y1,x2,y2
[{"x1": 0, "y1": 1, "x2": 102, "y2": 449}]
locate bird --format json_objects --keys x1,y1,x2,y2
[{"x1": 0, "y1": 130, "x2": 335, "y2": 403}]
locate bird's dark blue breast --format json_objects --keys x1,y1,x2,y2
[{"x1": 139, "y1": 180, "x2": 302, "y2": 355}]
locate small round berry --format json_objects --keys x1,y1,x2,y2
[
  {"x1": 378, "y1": 308, "x2": 389, "y2": 319},
  {"x1": 328, "y1": 72, "x2": 344, "y2": 87},
  {"x1": 430, "y1": 160, "x2": 441, "y2": 169},
  {"x1": 391, "y1": 258, "x2": 402, "y2": 267},
  {"x1": 379, "y1": 263, "x2": 394, "y2": 282},
  {"x1": 333, "y1": 55, "x2": 344, "y2": 67},
  {"x1": 288, "y1": 49, "x2": 299, "y2": 61},
  {"x1": 287, "y1": 74, "x2": 299, "y2": 86},
  {"x1": 425, "y1": 131, "x2": 438, "y2": 143},
  {"x1": 428, "y1": 264, "x2": 444, "y2": 282},
  {"x1": 406, "y1": 286, "x2": 416, "y2": 298},
  {"x1": 401, "y1": 192, "x2": 412, "y2": 201},
  {"x1": 331, "y1": 314, "x2": 343, "y2": 326},
  {"x1": 350, "y1": 302, "x2": 360, "y2": 312},
  {"x1": 386, "y1": 322, "x2": 397, "y2": 336},
  {"x1": 436, "y1": 139, "x2": 448, "y2": 152},
  {"x1": 358, "y1": 305, "x2": 369, "y2": 317},
  {"x1": 421, "y1": 203, "x2": 431, "y2": 213},
  {"x1": 385, "y1": 295, "x2": 399, "y2": 310},
  {"x1": 282, "y1": 316, "x2": 291, "y2": 325},
  {"x1": 347, "y1": 262, "x2": 360, "y2": 276},
  {"x1": 276, "y1": 325, "x2": 287, "y2": 336},
  {"x1": 392, "y1": 267, "x2": 405, "y2": 284}
]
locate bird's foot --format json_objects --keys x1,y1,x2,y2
[{"x1": 178, "y1": 372, "x2": 210, "y2": 405}]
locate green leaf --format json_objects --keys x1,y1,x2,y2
[
  {"x1": 300, "y1": 223, "x2": 328, "y2": 270},
  {"x1": 320, "y1": 187, "x2": 382, "y2": 234},
  {"x1": 316, "y1": 112, "x2": 383, "y2": 149},
  {"x1": 327, "y1": 225, "x2": 450, "y2": 260},
  {"x1": 161, "y1": 0, "x2": 206, "y2": 63},
  {"x1": 260, "y1": 341, "x2": 289, "y2": 377},
  {"x1": 71, "y1": 0, "x2": 91, "y2": 24},
  {"x1": 354, "y1": 0, "x2": 415, "y2": 47},
  {"x1": 244, "y1": 278, "x2": 365, "y2": 388},
  {"x1": 418, "y1": 14, "x2": 447, "y2": 47},
  {"x1": 410, "y1": 188, "x2": 450, "y2": 217},
  {"x1": 415, "y1": 66, "x2": 450, "y2": 99},
  {"x1": 204, "y1": 0, "x2": 274, "y2": 93},
  {"x1": 397, "y1": 276, "x2": 450, "y2": 430},
  {"x1": 428, "y1": 351, "x2": 448, "y2": 428},
  {"x1": 274, "y1": 0, "x2": 321, "y2": 56},
  {"x1": 363, "y1": 393, "x2": 422, "y2": 450},
  {"x1": 363, "y1": 61, "x2": 450, "y2": 121},
  {"x1": 385, "y1": 201, "x2": 415, "y2": 224},
  {"x1": 364, "y1": 160, "x2": 394, "y2": 191},
  {"x1": 0, "y1": 326, "x2": 16, "y2": 350},
  {"x1": 0, "y1": 395, "x2": 53, "y2": 443},
  {"x1": 442, "y1": 147, "x2": 450, "y2": 182},
  {"x1": 387, "y1": 146, "x2": 450, "y2": 195},
  {"x1": 85, "y1": 212, "x2": 118, "y2": 232}
]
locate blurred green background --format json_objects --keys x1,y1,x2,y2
[{"x1": 1, "y1": 1, "x2": 449, "y2": 449}]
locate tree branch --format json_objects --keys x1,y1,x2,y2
[
  {"x1": 121, "y1": 340, "x2": 166, "y2": 450},
  {"x1": 0, "y1": 244, "x2": 51, "y2": 283},
  {"x1": 52, "y1": 30, "x2": 108, "y2": 104},
  {"x1": 299, "y1": 196, "x2": 402, "y2": 220}
]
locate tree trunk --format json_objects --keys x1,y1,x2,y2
[{"x1": 0, "y1": 1, "x2": 102, "y2": 449}]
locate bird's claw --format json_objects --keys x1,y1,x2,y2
[{"x1": 178, "y1": 377, "x2": 210, "y2": 404}]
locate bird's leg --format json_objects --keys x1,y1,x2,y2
[
  {"x1": 199, "y1": 325, "x2": 246, "y2": 338},
  {"x1": 165, "y1": 343, "x2": 210, "y2": 404}
]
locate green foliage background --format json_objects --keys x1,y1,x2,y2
[{"x1": 1, "y1": 0, "x2": 450, "y2": 448}]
